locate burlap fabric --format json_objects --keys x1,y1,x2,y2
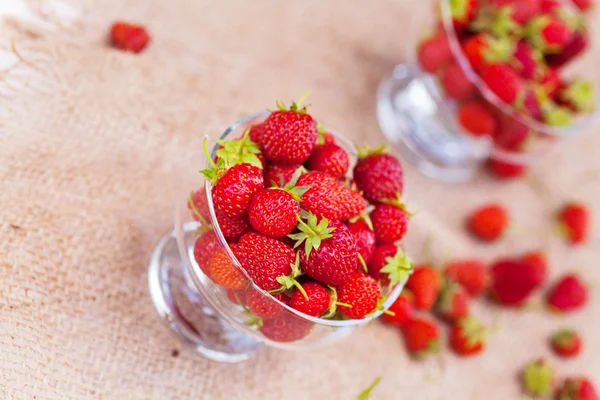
[{"x1": 1, "y1": 1, "x2": 599, "y2": 399}]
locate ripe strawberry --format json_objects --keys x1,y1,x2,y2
[
  {"x1": 520, "y1": 250, "x2": 548, "y2": 287},
  {"x1": 546, "y1": 32, "x2": 589, "y2": 68},
  {"x1": 488, "y1": 159, "x2": 528, "y2": 179},
  {"x1": 491, "y1": 258, "x2": 540, "y2": 306},
  {"x1": 572, "y1": 0, "x2": 594, "y2": 12},
  {"x1": 337, "y1": 272, "x2": 380, "y2": 319},
  {"x1": 248, "y1": 123, "x2": 265, "y2": 146},
  {"x1": 441, "y1": 62, "x2": 476, "y2": 101},
  {"x1": 462, "y1": 33, "x2": 513, "y2": 72},
  {"x1": 557, "y1": 202, "x2": 589, "y2": 245},
  {"x1": 306, "y1": 143, "x2": 349, "y2": 178},
  {"x1": 246, "y1": 290, "x2": 290, "y2": 319},
  {"x1": 449, "y1": 317, "x2": 487, "y2": 357},
  {"x1": 451, "y1": 0, "x2": 478, "y2": 31},
  {"x1": 290, "y1": 282, "x2": 331, "y2": 317},
  {"x1": 550, "y1": 329, "x2": 582, "y2": 358},
  {"x1": 556, "y1": 377, "x2": 599, "y2": 400},
  {"x1": 216, "y1": 212, "x2": 250, "y2": 242},
  {"x1": 346, "y1": 218, "x2": 376, "y2": 265},
  {"x1": 405, "y1": 265, "x2": 443, "y2": 311},
  {"x1": 193, "y1": 229, "x2": 220, "y2": 278},
  {"x1": 514, "y1": 40, "x2": 543, "y2": 80},
  {"x1": 436, "y1": 282, "x2": 470, "y2": 322},
  {"x1": 264, "y1": 164, "x2": 301, "y2": 187},
  {"x1": 248, "y1": 187, "x2": 306, "y2": 238},
  {"x1": 417, "y1": 33, "x2": 452, "y2": 74},
  {"x1": 467, "y1": 203, "x2": 509, "y2": 242},
  {"x1": 521, "y1": 359, "x2": 556, "y2": 398},
  {"x1": 541, "y1": 0, "x2": 560, "y2": 13},
  {"x1": 367, "y1": 245, "x2": 413, "y2": 286},
  {"x1": 208, "y1": 245, "x2": 249, "y2": 290},
  {"x1": 370, "y1": 201, "x2": 409, "y2": 245},
  {"x1": 353, "y1": 146, "x2": 404, "y2": 204},
  {"x1": 259, "y1": 314, "x2": 312, "y2": 342},
  {"x1": 444, "y1": 259, "x2": 489, "y2": 297},
  {"x1": 547, "y1": 274, "x2": 587, "y2": 313},
  {"x1": 493, "y1": 113, "x2": 530, "y2": 151},
  {"x1": 261, "y1": 97, "x2": 317, "y2": 165},
  {"x1": 527, "y1": 15, "x2": 574, "y2": 53},
  {"x1": 481, "y1": 63, "x2": 524, "y2": 104},
  {"x1": 297, "y1": 171, "x2": 367, "y2": 221},
  {"x1": 206, "y1": 163, "x2": 263, "y2": 219},
  {"x1": 188, "y1": 189, "x2": 211, "y2": 224},
  {"x1": 558, "y1": 80, "x2": 595, "y2": 112},
  {"x1": 109, "y1": 22, "x2": 150, "y2": 53},
  {"x1": 401, "y1": 316, "x2": 441, "y2": 358},
  {"x1": 382, "y1": 289, "x2": 415, "y2": 326},
  {"x1": 316, "y1": 127, "x2": 336, "y2": 145},
  {"x1": 457, "y1": 100, "x2": 498, "y2": 136},
  {"x1": 290, "y1": 214, "x2": 358, "y2": 286}
]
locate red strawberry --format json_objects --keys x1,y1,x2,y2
[
  {"x1": 436, "y1": 283, "x2": 470, "y2": 322},
  {"x1": 451, "y1": 0, "x2": 478, "y2": 31},
  {"x1": 248, "y1": 123, "x2": 265, "y2": 146},
  {"x1": 353, "y1": 146, "x2": 404, "y2": 204},
  {"x1": 316, "y1": 128, "x2": 336, "y2": 145},
  {"x1": 458, "y1": 100, "x2": 498, "y2": 136},
  {"x1": 382, "y1": 289, "x2": 415, "y2": 326},
  {"x1": 216, "y1": 212, "x2": 250, "y2": 242},
  {"x1": 520, "y1": 250, "x2": 548, "y2": 287},
  {"x1": 248, "y1": 187, "x2": 305, "y2": 238},
  {"x1": 441, "y1": 62, "x2": 476, "y2": 101},
  {"x1": 188, "y1": 189, "x2": 211, "y2": 224},
  {"x1": 481, "y1": 63, "x2": 524, "y2": 104},
  {"x1": 557, "y1": 202, "x2": 589, "y2": 245},
  {"x1": 261, "y1": 97, "x2": 317, "y2": 165},
  {"x1": 547, "y1": 274, "x2": 587, "y2": 313},
  {"x1": 557, "y1": 80, "x2": 595, "y2": 112},
  {"x1": 572, "y1": 0, "x2": 594, "y2": 12},
  {"x1": 259, "y1": 314, "x2": 312, "y2": 342},
  {"x1": 546, "y1": 32, "x2": 589, "y2": 68},
  {"x1": 290, "y1": 214, "x2": 358, "y2": 286},
  {"x1": 527, "y1": 15, "x2": 574, "y2": 53},
  {"x1": 370, "y1": 201, "x2": 409, "y2": 245},
  {"x1": 521, "y1": 359, "x2": 556, "y2": 398},
  {"x1": 297, "y1": 171, "x2": 366, "y2": 221},
  {"x1": 264, "y1": 164, "x2": 301, "y2": 187},
  {"x1": 306, "y1": 143, "x2": 349, "y2": 178},
  {"x1": 367, "y1": 245, "x2": 413, "y2": 286},
  {"x1": 514, "y1": 40, "x2": 543, "y2": 80},
  {"x1": 346, "y1": 218, "x2": 376, "y2": 265},
  {"x1": 488, "y1": 158, "x2": 528, "y2": 179},
  {"x1": 193, "y1": 229, "x2": 220, "y2": 278},
  {"x1": 401, "y1": 316, "x2": 441, "y2": 358},
  {"x1": 462, "y1": 33, "x2": 513, "y2": 72},
  {"x1": 491, "y1": 258, "x2": 540, "y2": 306},
  {"x1": 208, "y1": 245, "x2": 249, "y2": 290},
  {"x1": 556, "y1": 377, "x2": 599, "y2": 400},
  {"x1": 246, "y1": 290, "x2": 289, "y2": 319},
  {"x1": 290, "y1": 282, "x2": 331, "y2": 317},
  {"x1": 109, "y1": 21, "x2": 150, "y2": 53},
  {"x1": 417, "y1": 33, "x2": 452, "y2": 74},
  {"x1": 405, "y1": 265, "x2": 443, "y2": 311},
  {"x1": 449, "y1": 317, "x2": 487, "y2": 356},
  {"x1": 541, "y1": 0, "x2": 560, "y2": 13},
  {"x1": 337, "y1": 272, "x2": 380, "y2": 319},
  {"x1": 467, "y1": 203, "x2": 509, "y2": 242},
  {"x1": 207, "y1": 163, "x2": 263, "y2": 219},
  {"x1": 493, "y1": 113, "x2": 530, "y2": 151},
  {"x1": 550, "y1": 329, "x2": 582, "y2": 358},
  {"x1": 444, "y1": 259, "x2": 489, "y2": 297}
]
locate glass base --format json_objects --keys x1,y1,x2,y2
[
  {"x1": 377, "y1": 63, "x2": 492, "y2": 183},
  {"x1": 148, "y1": 228, "x2": 261, "y2": 363}
]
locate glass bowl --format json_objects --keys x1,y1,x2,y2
[
  {"x1": 377, "y1": 0, "x2": 600, "y2": 182},
  {"x1": 148, "y1": 112, "x2": 408, "y2": 362}
]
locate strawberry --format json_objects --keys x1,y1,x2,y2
[
  {"x1": 444, "y1": 259, "x2": 489, "y2": 297},
  {"x1": 490, "y1": 0, "x2": 542, "y2": 25},
  {"x1": 521, "y1": 359, "x2": 556, "y2": 398},
  {"x1": 557, "y1": 80, "x2": 595, "y2": 112},
  {"x1": 520, "y1": 250, "x2": 548, "y2": 287},
  {"x1": 522, "y1": 88, "x2": 544, "y2": 120},
  {"x1": 546, "y1": 32, "x2": 589, "y2": 68},
  {"x1": 109, "y1": 21, "x2": 150, "y2": 53},
  {"x1": 259, "y1": 314, "x2": 312, "y2": 342},
  {"x1": 441, "y1": 62, "x2": 476, "y2": 101},
  {"x1": 541, "y1": 0, "x2": 561, "y2": 13},
  {"x1": 547, "y1": 274, "x2": 588, "y2": 313},
  {"x1": 346, "y1": 218, "x2": 376, "y2": 265},
  {"x1": 353, "y1": 146, "x2": 404, "y2": 204},
  {"x1": 216, "y1": 212, "x2": 250, "y2": 242},
  {"x1": 457, "y1": 100, "x2": 498, "y2": 136},
  {"x1": 491, "y1": 258, "x2": 540, "y2": 306},
  {"x1": 417, "y1": 33, "x2": 452, "y2": 74},
  {"x1": 382, "y1": 289, "x2": 415, "y2": 326},
  {"x1": 405, "y1": 265, "x2": 443, "y2": 311},
  {"x1": 481, "y1": 63, "x2": 524, "y2": 104},
  {"x1": 370, "y1": 201, "x2": 409, "y2": 245},
  {"x1": 436, "y1": 282, "x2": 470, "y2": 322},
  {"x1": 451, "y1": 0, "x2": 478, "y2": 31},
  {"x1": 193, "y1": 230, "x2": 220, "y2": 278},
  {"x1": 208, "y1": 245, "x2": 249, "y2": 290},
  {"x1": 488, "y1": 158, "x2": 528, "y2": 179},
  {"x1": 538, "y1": 67, "x2": 562, "y2": 97},
  {"x1": 572, "y1": 0, "x2": 594, "y2": 12},
  {"x1": 493, "y1": 113, "x2": 530, "y2": 151},
  {"x1": 297, "y1": 171, "x2": 367, "y2": 221},
  {"x1": 290, "y1": 213, "x2": 358, "y2": 286},
  {"x1": 205, "y1": 163, "x2": 264, "y2": 219},
  {"x1": 290, "y1": 282, "x2": 331, "y2": 317},
  {"x1": 449, "y1": 317, "x2": 487, "y2": 356},
  {"x1": 367, "y1": 245, "x2": 413, "y2": 286},
  {"x1": 556, "y1": 377, "x2": 599, "y2": 400},
  {"x1": 368, "y1": 244, "x2": 398, "y2": 279},
  {"x1": 461, "y1": 33, "x2": 513, "y2": 72},
  {"x1": 337, "y1": 272, "x2": 381, "y2": 319},
  {"x1": 467, "y1": 203, "x2": 509, "y2": 242},
  {"x1": 264, "y1": 164, "x2": 301, "y2": 187},
  {"x1": 550, "y1": 329, "x2": 582, "y2": 358},
  {"x1": 527, "y1": 15, "x2": 574, "y2": 53},
  {"x1": 246, "y1": 290, "x2": 290, "y2": 319},
  {"x1": 261, "y1": 96, "x2": 318, "y2": 165},
  {"x1": 513, "y1": 40, "x2": 543, "y2": 80},
  {"x1": 248, "y1": 123, "x2": 265, "y2": 146},
  {"x1": 188, "y1": 189, "x2": 211, "y2": 224},
  {"x1": 401, "y1": 316, "x2": 441, "y2": 358},
  {"x1": 316, "y1": 126, "x2": 336, "y2": 145},
  {"x1": 306, "y1": 142, "x2": 349, "y2": 178},
  {"x1": 557, "y1": 202, "x2": 589, "y2": 245}
]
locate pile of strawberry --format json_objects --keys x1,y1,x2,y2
[
  {"x1": 417, "y1": 0, "x2": 595, "y2": 179},
  {"x1": 188, "y1": 96, "x2": 415, "y2": 342}
]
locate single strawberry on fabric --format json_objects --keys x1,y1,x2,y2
[
  {"x1": 337, "y1": 272, "x2": 381, "y2": 319},
  {"x1": 449, "y1": 317, "x2": 487, "y2": 357},
  {"x1": 382, "y1": 289, "x2": 415, "y2": 326},
  {"x1": 461, "y1": 33, "x2": 513, "y2": 72},
  {"x1": 405, "y1": 265, "x2": 443, "y2": 311},
  {"x1": 367, "y1": 245, "x2": 413, "y2": 287},
  {"x1": 481, "y1": 63, "x2": 524, "y2": 104},
  {"x1": 457, "y1": 100, "x2": 498, "y2": 136},
  {"x1": 246, "y1": 290, "x2": 290, "y2": 319},
  {"x1": 417, "y1": 33, "x2": 453, "y2": 74},
  {"x1": 556, "y1": 377, "x2": 599, "y2": 400},
  {"x1": 109, "y1": 21, "x2": 151, "y2": 53},
  {"x1": 547, "y1": 274, "x2": 588, "y2": 313},
  {"x1": 216, "y1": 212, "x2": 250, "y2": 242},
  {"x1": 546, "y1": 31, "x2": 589, "y2": 68},
  {"x1": 467, "y1": 203, "x2": 509, "y2": 242},
  {"x1": 527, "y1": 15, "x2": 574, "y2": 53},
  {"x1": 188, "y1": 189, "x2": 211, "y2": 224},
  {"x1": 290, "y1": 282, "x2": 331, "y2": 317},
  {"x1": 488, "y1": 158, "x2": 528, "y2": 179},
  {"x1": 346, "y1": 217, "x2": 376, "y2": 266},
  {"x1": 441, "y1": 62, "x2": 477, "y2": 101},
  {"x1": 353, "y1": 146, "x2": 404, "y2": 204},
  {"x1": 193, "y1": 229, "x2": 221, "y2": 279},
  {"x1": 521, "y1": 359, "x2": 556, "y2": 398},
  {"x1": 491, "y1": 258, "x2": 541, "y2": 306},
  {"x1": 306, "y1": 142, "x2": 349, "y2": 178},
  {"x1": 558, "y1": 80, "x2": 595, "y2": 113},
  {"x1": 264, "y1": 164, "x2": 302, "y2": 187},
  {"x1": 451, "y1": 0, "x2": 478, "y2": 31},
  {"x1": 550, "y1": 329, "x2": 582, "y2": 358},
  {"x1": 260, "y1": 314, "x2": 312, "y2": 342},
  {"x1": 436, "y1": 282, "x2": 470, "y2": 322},
  {"x1": 444, "y1": 259, "x2": 489, "y2": 297},
  {"x1": 401, "y1": 316, "x2": 441, "y2": 359},
  {"x1": 557, "y1": 202, "x2": 589, "y2": 245},
  {"x1": 370, "y1": 200, "x2": 410, "y2": 245},
  {"x1": 208, "y1": 245, "x2": 249, "y2": 290}
]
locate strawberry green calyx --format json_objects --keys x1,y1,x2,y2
[
  {"x1": 414, "y1": 339, "x2": 440, "y2": 359},
  {"x1": 274, "y1": 252, "x2": 308, "y2": 299},
  {"x1": 521, "y1": 359, "x2": 555, "y2": 397},
  {"x1": 288, "y1": 212, "x2": 336, "y2": 257},
  {"x1": 379, "y1": 193, "x2": 415, "y2": 216},
  {"x1": 380, "y1": 247, "x2": 414, "y2": 288},
  {"x1": 357, "y1": 377, "x2": 382, "y2": 400},
  {"x1": 457, "y1": 317, "x2": 488, "y2": 349},
  {"x1": 545, "y1": 105, "x2": 573, "y2": 126},
  {"x1": 357, "y1": 253, "x2": 368, "y2": 273},
  {"x1": 278, "y1": 166, "x2": 311, "y2": 202},
  {"x1": 561, "y1": 80, "x2": 594, "y2": 111},
  {"x1": 216, "y1": 129, "x2": 263, "y2": 169},
  {"x1": 275, "y1": 91, "x2": 312, "y2": 114},
  {"x1": 552, "y1": 329, "x2": 577, "y2": 347},
  {"x1": 315, "y1": 124, "x2": 328, "y2": 145},
  {"x1": 473, "y1": 6, "x2": 521, "y2": 38},
  {"x1": 482, "y1": 36, "x2": 515, "y2": 64},
  {"x1": 200, "y1": 139, "x2": 227, "y2": 184},
  {"x1": 450, "y1": 0, "x2": 471, "y2": 22},
  {"x1": 356, "y1": 144, "x2": 387, "y2": 159},
  {"x1": 349, "y1": 211, "x2": 374, "y2": 230},
  {"x1": 322, "y1": 286, "x2": 339, "y2": 319}
]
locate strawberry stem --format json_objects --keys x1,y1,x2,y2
[
  {"x1": 288, "y1": 212, "x2": 336, "y2": 257},
  {"x1": 335, "y1": 301, "x2": 352, "y2": 308},
  {"x1": 188, "y1": 192, "x2": 209, "y2": 226},
  {"x1": 358, "y1": 253, "x2": 368, "y2": 273}
]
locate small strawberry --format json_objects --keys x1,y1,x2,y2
[
  {"x1": 488, "y1": 158, "x2": 528, "y2": 179},
  {"x1": 557, "y1": 202, "x2": 589, "y2": 245},
  {"x1": 188, "y1": 189, "x2": 211, "y2": 224},
  {"x1": 444, "y1": 259, "x2": 489, "y2": 297},
  {"x1": 520, "y1": 250, "x2": 548, "y2": 287},
  {"x1": 449, "y1": 317, "x2": 487, "y2": 357},
  {"x1": 370, "y1": 200, "x2": 409, "y2": 245},
  {"x1": 264, "y1": 164, "x2": 302, "y2": 187},
  {"x1": 572, "y1": 0, "x2": 594, "y2": 12},
  {"x1": 353, "y1": 146, "x2": 404, "y2": 204},
  {"x1": 216, "y1": 212, "x2": 250, "y2": 242},
  {"x1": 513, "y1": 40, "x2": 544, "y2": 80},
  {"x1": 246, "y1": 290, "x2": 290, "y2": 319},
  {"x1": 248, "y1": 123, "x2": 265, "y2": 146},
  {"x1": 457, "y1": 100, "x2": 498, "y2": 136},
  {"x1": 316, "y1": 126, "x2": 336, "y2": 145},
  {"x1": 193, "y1": 229, "x2": 221, "y2": 278},
  {"x1": 436, "y1": 282, "x2": 470, "y2": 322},
  {"x1": 481, "y1": 63, "x2": 524, "y2": 104},
  {"x1": 306, "y1": 142, "x2": 349, "y2": 178},
  {"x1": 109, "y1": 21, "x2": 150, "y2": 53},
  {"x1": 462, "y1": 33, "x2": 514, "y2": 72},
  {"x1": 346, "y1": 217, "x2": 377, "y2": 265},
  {"x1": 527, "y1": 15, "x2": 574, "y2": 53},
  {"x1": 550, "y1": 329, "x2": 582, "y2": 358},
  {"x1": 491, "y1": 258, "x2": 541, "y2": 306},
  {"x1": 441, "y1": 62, "x2": 477, "y2": 101},
  {"x1": 261, "y1": 95, "x2": 318, "y2": 165},
  {"x1": 417, "y1": 33, "x2": 453, "y2": 74},
  {"x1": 557, "y1": 80, "x2": 595, "y2": 112},
  {"x1": 290, "y1": 282, "x2": 331, "y2": 317},
  {"x1": 405, "y1": 265, "x2": 443, "y2": 311},
  {"x1": 467, "y1": 203, "x2": 509, "y2": 242},
  {"x1": 451, "y1": 0, "x2": 478, "y2": 31},
  {"x1": 297, "y1": 171, "x2": 367, "y2": 221},
  {"x1": 382, "y1": 289, "x2": 415, "y2": 326},
  {"x1": 337, "y1": 272, "x2": 381, "y2": 319},
  {"x1": 556, "y1": 377, "x2": 599, "y2": 400},
  {"x1": 521, "y1": 359, "x2": 556, "y2": 398},
  {"x1": 547, "y1": 274, "x2": 588, "y2": 313},
  {"x1": 259, "y1": 314, "x2": 312, "y2": 342},
  {"x1": 546, "y1": 31, "x2": 589, "y2": 68},
  {"x1": 367, "y1": 245, "x2": 414, "y2": 286},
  {"x1": 208, "y1": 245, "x2": 249, "y2": 290},
  {"x1": 401, "y1": 316, "x2": 441, "y2": 358}
]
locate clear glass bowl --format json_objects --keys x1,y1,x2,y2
[
  {"x1": 377, "y1": 0, "x2": 600, "y2": 182},
  {"x1": 148, "y1": 112, "x2": 407, "y2": 362}
]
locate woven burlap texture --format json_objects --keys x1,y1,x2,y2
[{"x1": 1, "y1": 0, "x2": 599, "y2": 399}]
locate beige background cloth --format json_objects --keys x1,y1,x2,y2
[{"x1": 1, "y1": 0, "x2": 599, "y2": 399}]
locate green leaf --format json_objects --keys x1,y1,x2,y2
[
  {"x1": 357, "y1": 377, "x2": 382, "y2": 400},
  {"x1": 380, "y1": 248, "x2": 414, "y2": 288}
]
